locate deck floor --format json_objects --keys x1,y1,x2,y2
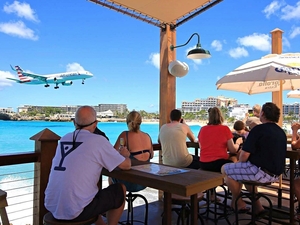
[{"x1": 101, "y1": 177, "x2": 299, "y2": 225}]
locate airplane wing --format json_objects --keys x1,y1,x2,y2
[
  {"x1": 22, "y1": 72, "x2": 48, "y2": 82},
  {"x1": 6, "y1": 77, "x2": 23, "y2": 83}
]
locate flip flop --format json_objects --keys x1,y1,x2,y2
[{"x1": 256, "y1": 209, "x2": 269, "y2": 219}]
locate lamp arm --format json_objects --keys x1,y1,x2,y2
[{"x1": 170, "y1": 33, "x2": 200, "y2": 50}]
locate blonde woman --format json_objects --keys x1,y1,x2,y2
[{"x1": 112, "y1": 111, "x2": 154, "y2": 192}]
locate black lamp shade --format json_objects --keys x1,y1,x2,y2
[{"x1": 187, "y1": 48, "x2": 211, "y2": 59}]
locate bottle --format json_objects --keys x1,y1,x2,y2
[{"x1": 119, "y1": 138, "x2": 124, "y2": 152}]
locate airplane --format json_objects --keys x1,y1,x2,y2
[{"x1": 6, "y1": 65, "x2": 93, "y2": 89}]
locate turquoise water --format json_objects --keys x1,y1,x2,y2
[
  {"x1": 0, "y1": 120, "x2": 201, "y2": 224},
  {"x1": 0, "y1": 120, "x2": 201, "y2": 154}
]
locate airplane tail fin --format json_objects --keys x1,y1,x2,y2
[{"x1": 12, "y1": 65, "x2": 30, "y2": 82}]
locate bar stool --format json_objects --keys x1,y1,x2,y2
[
  {"x1": 170, "y1": 192, "x2": 205, "y2": 225},
  {"x1": 122, "y1": 191, "x2": 148, "y2": 225},
  {"x1": 43, "y1": 212, "x2": 98, "y2": 225},
  {"x1": 0, "y1": 189, "x2": 9, "y2": 225},
  {"x1": 234, "y1": 181, "x2": 273, "y2": 225},
  {"x1": 203, "y1": 185, "x2": 231, "y2": 225}
]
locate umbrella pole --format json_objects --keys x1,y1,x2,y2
[{"x1": 271, "y1": 28, "x2": 284, "y2": 209}]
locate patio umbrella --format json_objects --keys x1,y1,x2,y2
[
  {"x1": 216, "y1": 53, "x2": 300, "y2": 95},
  {"x1": 216, "y1": 53, "x2": 300, "y2": 127},
  {"x1": 287, "y1": 89, "x2": 300, "y2": 98}
]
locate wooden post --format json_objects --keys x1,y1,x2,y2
[
  {"x1": 271, "y1": 28, "x2": 283, "y2": 127},
  {"x1": 158, "y1": 24, "x2": 176, "y2": 200},
  {"x1": 30, "y1": 129, "x2": 60, "y2": 225},
  {"x1": 159, "y1": 24, "x2": 176, "y2": 129}
]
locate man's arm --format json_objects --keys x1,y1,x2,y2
[
  {"x1": 118, "y1": 157, "x2": 131, "y2": 170},
  {"x1": 184, "y1": 124, "x2": 196, "y2": 142},
  {"x1": 238, "y1": 150, "x2": 250, "y2": 162},
  {"x1": 291, "y1": 123, "x2": 300, "y2": 150}
]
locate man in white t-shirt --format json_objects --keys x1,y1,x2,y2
[
  {"x1": 45, "y1": 106, "x2": 131, "y2": 225},
  {"x1": 158, "y1": 109, "x2": 200, "y2": 169}
]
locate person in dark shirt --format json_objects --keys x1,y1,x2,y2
[
  {"x1": 94, "y1": 127, "x2": 109, "y2": 141},
  {"x1": 222, "y1": 102, "x2": 286, "y2": 216}
]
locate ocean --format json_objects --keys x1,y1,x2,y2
[{"x1": 0, "y1": 120, "x2": 202, "y2": 224}]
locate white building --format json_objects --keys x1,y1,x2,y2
[
  {"x1": 228, "y1": 106, "x2": 250, "y2": 120},
  {"x1": 97, "y1": 110, "x2": 114, "y2": 118}
]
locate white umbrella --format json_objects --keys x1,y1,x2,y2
[
  {"x1": 216, "y1": 53, "x2": 300, "y2": 94},
  {"x1": 287, "y1": 89, "x2": 300, "y2": 98},
  {"x1": 216, "y1": 53, "x2": 300, "y2": 127}
]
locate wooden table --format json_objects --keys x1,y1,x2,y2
[
  {"x1": 99, "y1": 160, "x2": 224, "y2": 225},
  {"x1": 286, "y1": 148, "x2": 300, "y2": 224}
]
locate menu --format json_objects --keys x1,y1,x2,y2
[{"x1": 131, "y1": 164, "x2": 189, "y2": 176}]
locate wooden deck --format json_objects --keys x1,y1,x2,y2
[{"x1": 101, "y1": 177, "x2": 298, "y2": 225}]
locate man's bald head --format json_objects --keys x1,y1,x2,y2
[{"x1": 74, "y1": 106, "x2": 97, "y2": 131}]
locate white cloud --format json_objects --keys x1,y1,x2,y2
[
  {"x1": 66, "y1": 63, "x2": 85, "y2": 72},
  {"x1": 228, "y1": 47, "x2": 249, "y2": 59},
  {"x1": 290, "y1": 26, "x2": 300, "y2": 38},
  {"x1": 282, "y1": 36, "x2": 291, "y2": 49},
  {"x1": 147, "y1": 53, "x2": 160, "y2": 69},
  {"x1": 211, "y1": 40, "x2": 222, "y2": 51},
  {"x1": 237, "y1": 33, "x2": 271, "y2": 51},
  {"x1": 281, "y1": 1, "x2": 300, "y2": 20},
  {"x1": 0, "y1": 70, "x2": 16, "y2": 87},
  {"x1": 263, "y1": 1, "x2": 284, "y2": 18},
  {"x1": 0, "y1": 21, "x2": 38, "y2": 40},
  {"x1": 4, "y1": 1, "x2": 39, "y2": 22}
]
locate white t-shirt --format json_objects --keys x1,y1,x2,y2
[
  {"x1": 44, "y1": 129, "x2": 125, "y2": 220},
  {"x1": 159, "y1": 123, "x2": 193, "y2": 167}
]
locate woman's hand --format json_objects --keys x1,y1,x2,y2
[
  {"x1": 291, "y1": 122, "x2": 300, "y2": 131},
  {"x1": 118, "y1": 146, "x2": 130, "y2": 158},
  {"x1": 235, "y1": 137, "x2": 243, "y2": 145}
]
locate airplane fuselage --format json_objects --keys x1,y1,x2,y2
[{"x1": 7, "y1": 65, "x2": 93, "y2": 88}]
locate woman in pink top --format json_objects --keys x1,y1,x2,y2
[{"x1": 198, "y1": 107, "x2": 243, "y2": 172}]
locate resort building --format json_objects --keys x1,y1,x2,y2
[
  {"x1": 17, "y1": 104, "x2": 127, "y2": 116},
  {"x1": 282, "y1": 103, "x2": 300, "y2": 117},
  {"x1": 181, "y1": 96, "x2": 238, "y2": 113},
  {"x1": 0, "y1": 107, "x2": 14, "y2": 114},
  {"x1": 95, "y1": 104, "x2": 127, "y2": 114}
]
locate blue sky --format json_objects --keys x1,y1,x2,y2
[{"x1": 0, "y1": 0, "x2": 300, "y2": 112}]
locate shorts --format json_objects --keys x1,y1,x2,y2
[
  {"x1": 71, "y1": 183, "x2": 124, "y2": 222},
  {"x1": 223, "y1": 161, "x2": 279, "y2": 183}
]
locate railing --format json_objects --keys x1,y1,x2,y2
[
  {"x1": 0, "y1": 128, "x2": 60, "y2": 225},
  {"x1": 0, "y1": 128, "x2": 198, "y2": 224}
]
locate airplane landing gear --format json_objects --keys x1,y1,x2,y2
[
  {"x1": 82, "y1": 79, "x2": 85, "y2": 84},
  {"x1": 45, "y1": 84, "x2": 50, "y2": 87},
  {"x1": 54, "y1": 85, "x2": 59, "y2": 89}
]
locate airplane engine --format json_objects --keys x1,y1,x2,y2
[{"x1": 62, "y1": 81, "x2": 73, "y2": 86}]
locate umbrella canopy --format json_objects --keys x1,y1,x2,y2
[
  {"x1": 287, "y1": 89, "x2": 300, "y2": 98},
  {"x1": 216, "y1": 53, "x2": 300, "y2": 95}
]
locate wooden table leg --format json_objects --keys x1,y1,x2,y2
[
  {"x1": 163, "y1": 192, "x2": 172, "y2": 225},
  {"x1": 290, "y1": 158, "x2": 296, "y2": 224},
  {"x1": 190, "y1": 193, "x2": 198, "y2": 225}
]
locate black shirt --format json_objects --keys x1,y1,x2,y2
[{"x1": 242, "y1": 122, "x2": 286, "y2": 176}]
